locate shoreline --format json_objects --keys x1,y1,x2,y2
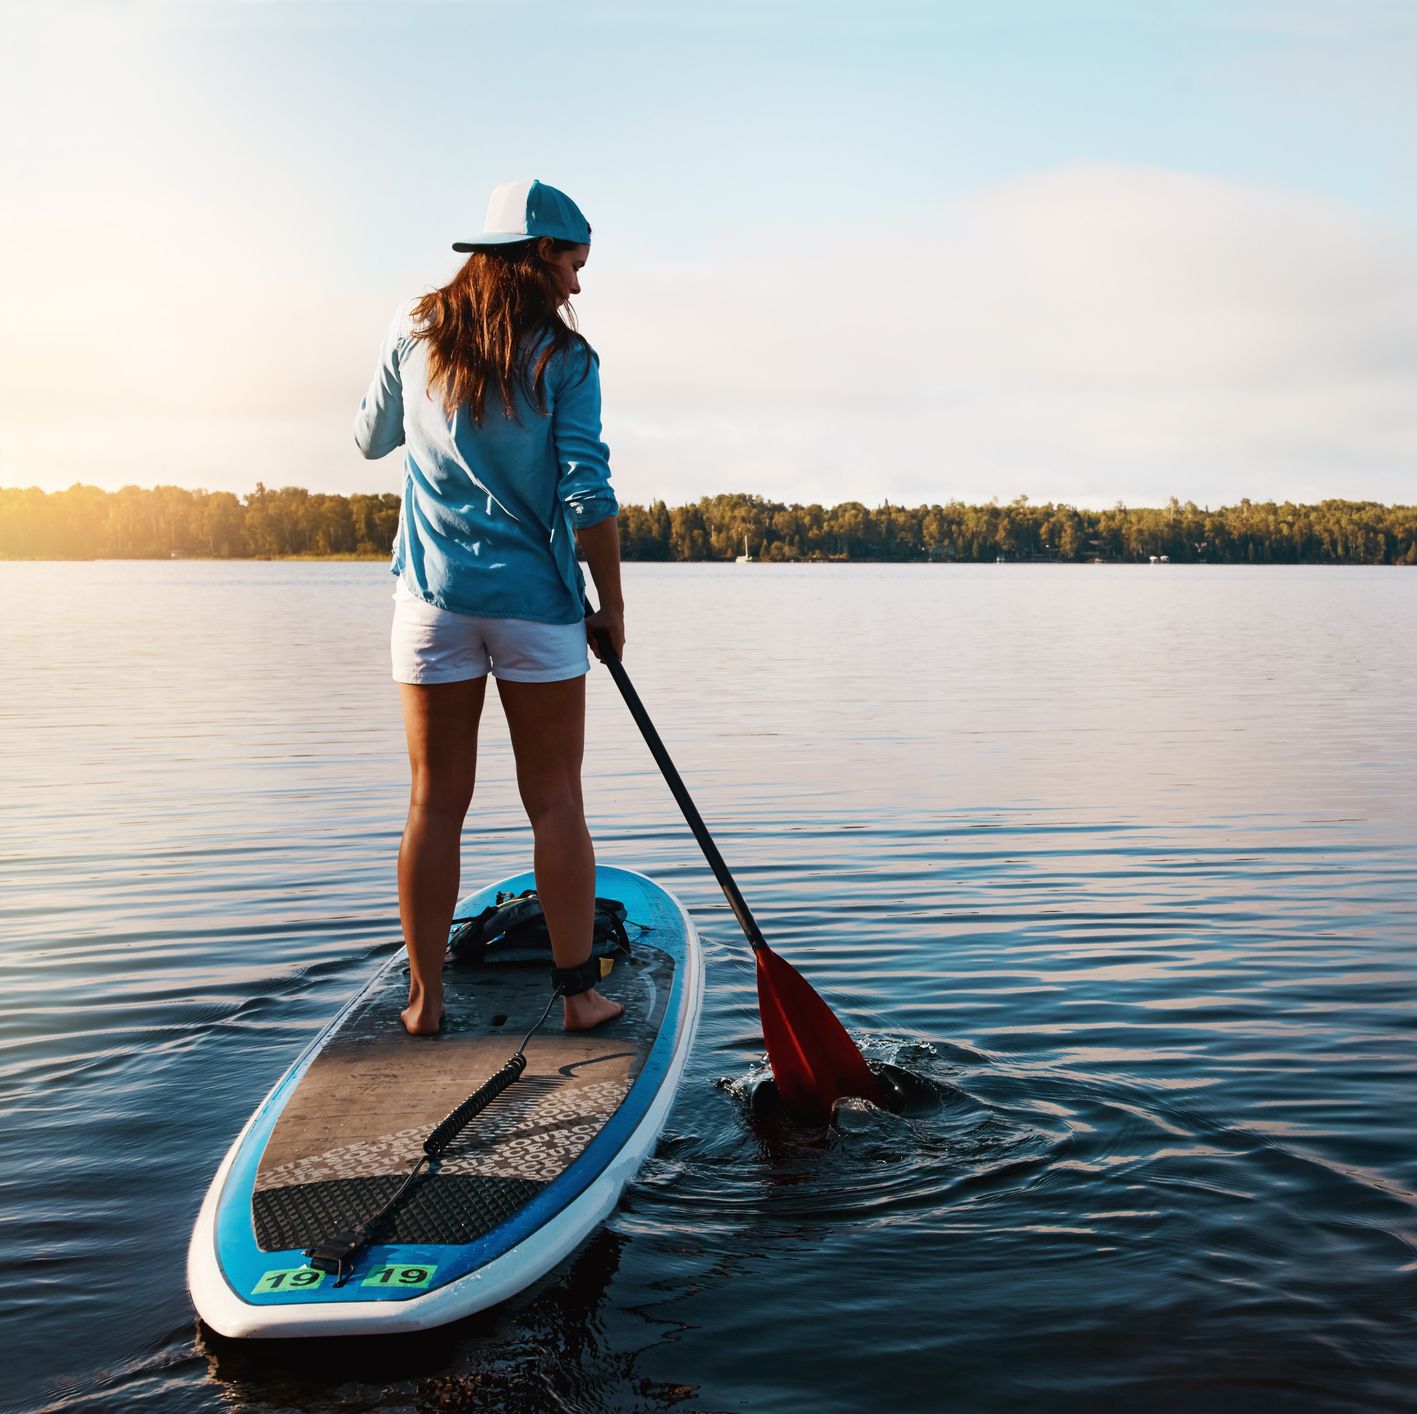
[
  {"x1": 2, "y1": 555, "x2": 1411, "y2": 568},
  {"x1": 5, "y1": 488, "x2": 1415, "y2": 567}
]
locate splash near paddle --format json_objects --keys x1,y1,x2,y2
[{"x1": 590, "y1": 624, "x2": 885, "y2": 1125}]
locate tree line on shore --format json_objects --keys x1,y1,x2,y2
[{"x1": 2, "y1": 482, "x2": 1414, "y2": 564}]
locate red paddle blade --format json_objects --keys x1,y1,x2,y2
[{"x1": 755, "y1": 942, "x2": 886, "y2": 1126}]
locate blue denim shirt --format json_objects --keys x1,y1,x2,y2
[{"x1": 355, "y1": 301, "x2": 618, "y2": 624}]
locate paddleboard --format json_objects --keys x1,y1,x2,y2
[{"x1": 188, "y1": 865, "x2": 702, "y2": 1338}]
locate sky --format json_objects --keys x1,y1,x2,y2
[{"x1": 1, "y1": 0, "x2": 1414, "y2": 510}]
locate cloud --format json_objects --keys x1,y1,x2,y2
[
  {"x1": 3, "y1": 162, "x2": 1413, "y2": 508},
  {"x1": 583, "y1": 162, "x2": 1417, "y2": 507}
]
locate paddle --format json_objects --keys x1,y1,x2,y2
[{"x1": 587, "y1": 621, "x2": 885, "y2": 1126}]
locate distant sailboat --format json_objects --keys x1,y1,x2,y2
[{"x1": 735, "y1": 534, "x2": 754, "y2": 564}]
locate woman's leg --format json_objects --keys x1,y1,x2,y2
[
  {"x1": 397, "y1": 678, "x2": 487, "y2": 1035},
  {"x1": 496, "y1": 674, "x2": 624, "y2": 1031}
]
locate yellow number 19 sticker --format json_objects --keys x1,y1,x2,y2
[{"x1": 252, "y1": 1267, "x2": 326, "y2": 1295}]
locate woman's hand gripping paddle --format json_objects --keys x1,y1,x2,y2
[{"x1": 588, "y1": 621, "x2": 885, "y2": 1127}]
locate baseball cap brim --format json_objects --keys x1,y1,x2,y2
[{"x1": 451, "y1": 232, "x2": 538, "y2": 252}]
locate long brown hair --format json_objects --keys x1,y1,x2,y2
[{"x1": 409, "y1": 240, "x2": 591, "y2": 427}]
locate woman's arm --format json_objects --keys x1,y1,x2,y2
[
  {"x1": 577, "y1": 515, "x2": 624, "y2": 658},
  {"x1": 354, "y1": 304, "x2": 408, "y2": 459},
  {"x1": 553, "y1": 345, "x2": 624, "y2": 655}
]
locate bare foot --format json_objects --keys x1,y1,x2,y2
[
  {"x1": 562, "y1": 987, "x2": 624, "y2": 1032},
  {"x1": 400, "y1": 1001, "x2": 445, "y2": 1036}
]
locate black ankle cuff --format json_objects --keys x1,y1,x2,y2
[{"x1": 551, "y1": 956, "x2": 600, "y2": 997}]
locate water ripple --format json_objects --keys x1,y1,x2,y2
[{"x1": 2, "y1": 562, "x2": 1415, "y2": 1412}]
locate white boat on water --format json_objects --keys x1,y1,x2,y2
[{"x1": 735, "y1": 534, "x2": 754, "y2": 564}]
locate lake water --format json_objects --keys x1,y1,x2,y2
[{"x1": 2, "y1": 561, "x2": 1415, "y2": 1413}]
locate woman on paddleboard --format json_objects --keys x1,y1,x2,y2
[{"x1": 355, "y1": 179, "x2": 624, "y2": 1037}]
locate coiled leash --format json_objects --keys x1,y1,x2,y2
[{"x1": 305, "y1": 988, "x2": 562, "y2": 1284}]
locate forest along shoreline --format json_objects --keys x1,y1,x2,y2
[{"x1": 2, "y1": 484, "x2": 1415, "y2": 565}]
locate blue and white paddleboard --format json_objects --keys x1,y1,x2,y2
[{"x1": 188, "y1": 865, "x2": 702, "y2": 1338}]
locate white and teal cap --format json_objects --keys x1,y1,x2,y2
[{"x1": 453, "y1": 179, "x2": 591, "y2": 252}]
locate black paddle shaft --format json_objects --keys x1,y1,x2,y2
[{"x1": 589, "y1": 626, "x2": 767, "y2": 952}]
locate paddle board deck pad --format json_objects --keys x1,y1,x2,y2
[{"x1": 188, "y1": 865, "x2": 702, "y2": 1338}]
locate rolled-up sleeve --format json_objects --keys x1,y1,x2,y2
[
  {"x1": 552, "y1": 347, "x2": 618, "y2": 527},
  {"x1": 354, "y1": 304, "x2": 409, "y2": 459}
]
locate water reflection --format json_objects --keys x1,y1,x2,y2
[
  {"x1": 198, "y1": 1228, "x2": 706, "y2": 1412},
  {"x1": 2, "y1": 562, "x2": 1415, "y2": 1412}
]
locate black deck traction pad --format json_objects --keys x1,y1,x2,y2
[
  {"x1": 253, "y1": 1174, "x2": 545, "y2": 1250},
  {"x1": 248, "y1": 941, "x2": 674, "y2": 1255}
]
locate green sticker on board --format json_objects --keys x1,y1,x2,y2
[
  {"x1": 360, "y1": 1263, "x2": 436, "y2": 1290},
  {"x1": 252, "y1": 1266, "x2": 326, "y2": 1295}
]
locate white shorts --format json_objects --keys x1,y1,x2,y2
[{"x1": 390, "y1": 580, "x2": 589, "y2": 685}]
